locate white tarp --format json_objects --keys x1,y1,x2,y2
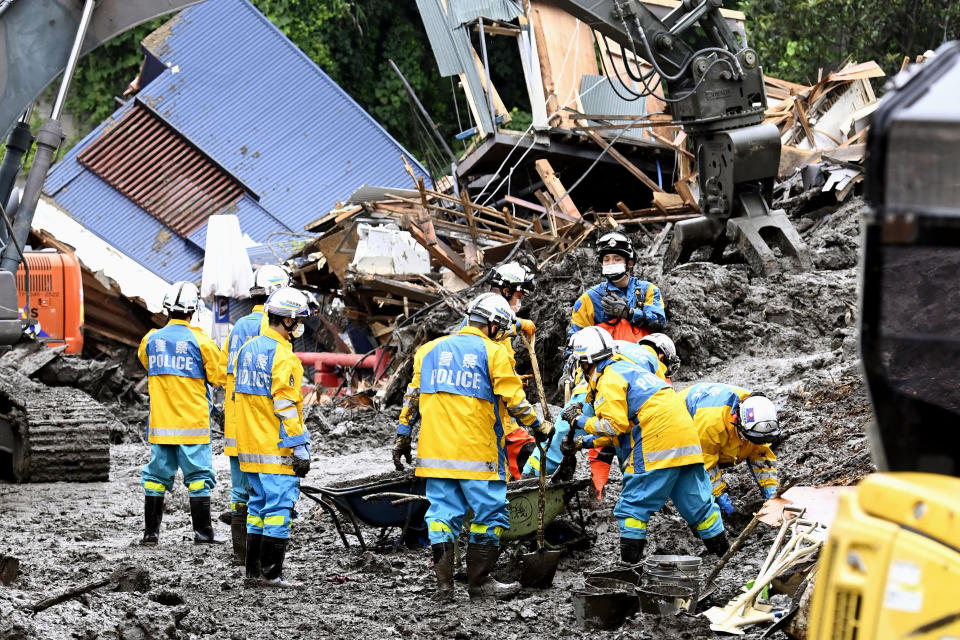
[
  {"x1": 200, "y1": 214, "x2": 254, "y2": 298},
  {"x1": 350, "y1": 223, "x2": 430, "y2": 275},
  {"x1": 32, "y1": 197, "x2": 169, "y2": 312}
]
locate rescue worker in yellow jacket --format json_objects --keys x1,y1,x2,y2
[
  {"x1": 560, "y1": 327, "x2": 729, "y2": 563},
  {"x1": 234, "y1": 287, "x2": 311, "y2": 589},
  {"x1": 139, "y1": 281, "x2": 225, "y2": 546},
  {"x1": 219, "y1": 264, "x2": 289, "y2": 564},
  {"x1": 680, "y1": 383, "x2": 781, "y2": 515},
  {"x1": 393, "y1": 292, "x2": 553, "y2": 602},
  {"x1": 457, "y1": 263, "x2": 539, "y2": 480}
]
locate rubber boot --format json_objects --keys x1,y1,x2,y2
[
  {"x1": 703, "y1": 531, "x2": 731, "y2": 557},
  {"x1": 141, "y1": 496, "x2": 164, "y2": 546},
  {"x1": 230, "y1": 504, "x2": 247, "y2": 566},
  {"x1": 260, "y1": 536, "x2": 302, "y2": 589},
  {"x1": 466, "y1": 543, "x2": 520, "y2": 601},
  {"x1": 189, "y1": 497, "x2": 226, "y2": 544},
  {"x1": 620, "y1": 537, "x2": 646, "y2": 564},
  {"x1": 431, "y1": 543, "x2": 455, "y2": 603},
  {"x1": 218, "y1": 510, "x2": 232, "y2": 525},
  {"x1": 244, "y1": 532, "x2": 262, "y2": 587}
]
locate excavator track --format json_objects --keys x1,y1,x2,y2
[{"x1": 0, "y1": 365, "x2": 112, "y2": 482}]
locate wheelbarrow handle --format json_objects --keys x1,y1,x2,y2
[{"x1": 362, "y1": 491, "x2": 430, "y2": 505}]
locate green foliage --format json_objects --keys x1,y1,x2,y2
[{"x1": 742, "y1": 0, "x2": 960, "y2": 84}]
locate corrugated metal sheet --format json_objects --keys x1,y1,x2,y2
[
  {"x1": 453, "y1": 0, "x2": 523, "y2": 25},
  {"x1": 138, "y1": 0, "x2": 428, "y2": 230},
  {"x1": 78, "y1": 102, "x2": 244, "y2": 237},
  {"x1": 579, "y1": 74, "x2": 648, "y2": 143},
  {"x1": 44, "y1": 0, "x2": 428, "y2": 282}
]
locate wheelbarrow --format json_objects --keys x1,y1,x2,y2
[{"x1": 300, "y1": 470, "x2": 428, "y2": 551}]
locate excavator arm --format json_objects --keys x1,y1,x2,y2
[{"x1": 545, "y1": 0, "x2": 810, "y2": 273}]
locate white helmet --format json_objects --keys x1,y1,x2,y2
[
  {"x1": 489, "y1": 262, "x2": 536, "y2": 294},
  {"x1": 264, "y1": 286, "x2": 310, "y2": 319},
  {"x1": 640, "y1": 333, "x2": 680, "y2": 377},
  {"x1": 250, "y1": 264, "x2": 290, "y2": 298},
  {"x1": 569, "y1": 326, "x2": 617, "y2": 366},
  {"x1": 465, "y1": 292, "x2": 516, "y2": 341},
  {"x1": 163, "y1": 281, "x2": 200, "y2": 314},
  {"x1": 737, "y1": 394, "x2": 781, "y2": 444}
]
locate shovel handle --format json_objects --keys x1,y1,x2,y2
[
  {"x1": 704, "y1": 479, "x2": 797, "y2": 585},
  {"x1": 520, "y1": 334, "x2": 551, "y2": 422}
]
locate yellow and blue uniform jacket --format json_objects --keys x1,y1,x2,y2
[
  {"x1": 397, "y1": 325, "x2": 541, "y2": 482},
  {"x1": 221, "y1": 305, "x2": 267, "y2": 457},
  {"x1": 138, "y1": 319, "x2": 224, "y2": 445},
  {"x1": 234, "y1": 327, "x2": 308, "y2": 476},
  {"x1": 582, "y1": 354, "x2": 702, "y2": 474},
  {"x1": 568, "y1": 277, "x2": 665, "y2": 347},
  {"x1": 680, "y1": 382, "x2": 778, "y2": 497}
]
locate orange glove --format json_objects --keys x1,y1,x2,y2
[{"x1": 518, "y1": 318, "x2": 536, "y2": 339}]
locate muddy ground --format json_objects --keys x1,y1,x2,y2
[{"x1": 0, "y1": 197, "x2": 873, "y2": 639}]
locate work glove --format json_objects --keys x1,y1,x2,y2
[
  {"x1": 557, "y1": 355, "x2": 577, "y2": 391},
  {"x1": 392, "y1": 434, "x2": 413, "y2": 471},
  {"x1": 630, "y1": 306, "x2": 649, "y2": 328},
  {"x1": 762, "y1": 485, "x2": 777, "y2": 500},
  {"x1": 559, "y1": 401, "x2": 584, "y2": 425},
  {"x1": 716, "y1": 492, "x2": 735, "y2": 516},
  {"x1": 292, "y1": 445, "x2": 311, "y2": 478},
  {"x1": 518, "y1": 318, "x2": 536, "y2": 339},
  {"x1": 533, "y1": 421, "x2": 554, "y2": 444},
  {"x1": 600, "y1": 293, "x2": 631, "y2": 320}
]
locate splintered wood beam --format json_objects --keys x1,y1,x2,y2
[
  {"x1": 534, "y1": 159, "x2": 584, "y2": 220},
  {"x1": 459, "y1": 189, "x2": 481, "y2": 246},
  {"x1": 407, "y1": 223, "x2": 474, "y2": 284},
  {"x1": 579, "y1": 129, "x2": 664, "y2": 193},
  {"x1": 501, "y1": 206, "x2": 515, "y2": 230}
]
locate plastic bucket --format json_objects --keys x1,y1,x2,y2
[
  {"x1": 585, "y1": 563, "x2": 643, "y2": 586},
  {"x1": 572, "y1": 577, "x2": 639, "y2": 630},
  {"x1": 638, "y1": 583, "x2": 696, "y2": 616}
]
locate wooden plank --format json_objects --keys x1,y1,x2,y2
[
  {"x1": 507, "y1": 194, "x2": 546, "y2": 214},
  {"x1": 530, "y1": 7, "x2": 559, "y2": 125},
  {"x1": 575, "y1": 124, "x2": 663, "y2": 193},
  {"x1": 407, "y1": 224, "x2": 474, "y2": 283},
  {"x1": 471, "y1": 47, "x2": 511, "y2": 124},
  {"x1": 501, "y1": 206, "x2": 515, "y2": 230},
  {"x1": 652, "y1": 192, "x2": 685, "y2": 214},
  {"x1": 459, "y1": 189, "x2": 481, "y2": 246},
  {"x1": 534, "y1": 159, "x2": 584, "y2": 220},
  {"x1": 673, "y1": 176, "x2": 700, "y2": 213},
  {"x1": 355, "y1": 275, "x2": 440, "y2": 304}
]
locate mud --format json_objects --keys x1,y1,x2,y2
[{"x1": 0, "y1": 198, "x2": 873, "y2": 638}]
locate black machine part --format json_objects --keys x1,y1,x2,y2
[
  {"x1": 548, "y1": 0, "x2": 809, "y2": 273},
  {"x1": 860, "y1": 41, "x2": 960, "y2": 477}
]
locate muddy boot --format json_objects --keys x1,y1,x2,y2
[
  {"x1": 141, "y1": 496, "x2": 164, "y2": 546},
  {"x1": 703, "y1": 531, "x2": 730, "y2": 557},
  {"x1": 218, "y1": 510, "x2": 232, "y2": 525},
  {"x1": 244, "y1": 532, "x2": 262, "y2": 587},
  {"x1": 260, "y1": 536, "x2": 302, "y2": 589},
  {"x1": 431, "y1": 543, "x2": 455, "y2": 603},
  {"x1": 230, "y1": 504, "x2": 247, "y2": 565},
  {"x1": 466, "y1": 543, "x2": 520, "y2": 601},
  {"x1": 620, "y1": 537, "x2": 646, "y2": 564},
  {"x1": 189, "y1": 497, "x2": 226, "y2": 544}
]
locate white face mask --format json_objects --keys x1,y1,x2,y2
[
  {"x1": 509, "y1": 297, "x2": 521, "y2": 313},
  {"x1": 291, "y1": 321, "x2": 305, "y2": 339},
  {"x1": 602, "y1": 263, "x2": 627, "y2": 278}
]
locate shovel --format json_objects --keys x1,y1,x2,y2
[
  {"x1": 518, "y1": 333, "x2": 563, "y2": 588},
  {"x1": 698, "y1": 479, "x2": 797, "y2": 605}
]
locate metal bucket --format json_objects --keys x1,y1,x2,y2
[
  {"x1": 638, "y1": 583, "x2": 696, "y2": 617},
  {"x1": 571, "y1": 577, "x2": 639, "y2": 630},
  {"x1": 585, "y1": 563, "x2": 643, "y2": 586},
  {"x1": 642, "y1": 555, "x2": 702, "y2": 606}
]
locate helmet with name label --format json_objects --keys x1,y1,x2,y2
[
  {"x1": 250, "y1": 264, "x2": 290, "y2": 298},
  {"x1": 736, "y1": 393, "x2": 781, "y2": 444},
  {"x1": 489, "y1": 262, "x2": 536, "y2": 294},
  {"x1": 163, "y1": 281, "x2": 200, "y2": 314},
  {"x1": 466, "y1": 292, "x2": 516, "y2": 342},
  {"x1": 264, "y1": 287, "x2": 310, "y2": 319},
  {"x1": 569, "y1": 326, "x2": 617, "y2": 366},
  {"x1": 597, "y1": 232, "x2": 635, "y2": 281}
]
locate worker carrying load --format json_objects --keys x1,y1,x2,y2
[
  {"x1": 234, "y1": 286, "x2": 312, "y2": 589},
  {"x1": 461, "y1": 262, "x2": 539, "y2": 480},
  {"x1": 139, "y1": 281, "x2": 226, "y2": 547},
  {"x1": 526, "y1": 333, "x2": 680, "y2": 493},
  {"x1": 680, "y1": 383, "x2": 781, "y2": 516},
  {"x1": 393, "y1": 292, "x2": 553, "y2": 602},
  {"x1": 219, "y1": 264, "x2": 290, "y2": 565},
  {"x1": 560, "y1": 327, "x2": 729, "y2": 563}
]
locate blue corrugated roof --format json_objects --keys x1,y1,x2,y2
[{"x1": 44, "y1": 0, "x2": 427, "y2": 283}]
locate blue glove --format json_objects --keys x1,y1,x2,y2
[
  {"x1": 573, "y1": 414, "x2": 588, "y2": 431},
  {"x1": 717, "y1": 492, "x2": 735, "y2": 515},
  {"x1": 630, "y1": 307, "x2": 647, "y2": 327},
  {"x1": 293, "y1": 444, "x2": 310, "y2": 460},
  {"x1": 762, "y1": 485, "x2": 777, "y2": 500},
  {"x1": 582, "y1": 434, "x2": 596, "y2": 449}
]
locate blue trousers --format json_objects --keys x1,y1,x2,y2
[
  {"x1": 614, "y1": 464, "x2": 724, "y2": 541},
  {"x1": 228, "y1": 455, "x2": 250, "y2": 512},
  {"x1": 425, "y1": 478, "x2": 509, "y2": 546},
  {"x1": 524, "y1": 392, "x2": 594, "y2": 477},
  {"x1": 246, "y1": 472, "x2": 300, "y2": 539},
  {"x1": 142, "y1": 443, "x2": 216, "y2": 497}
]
